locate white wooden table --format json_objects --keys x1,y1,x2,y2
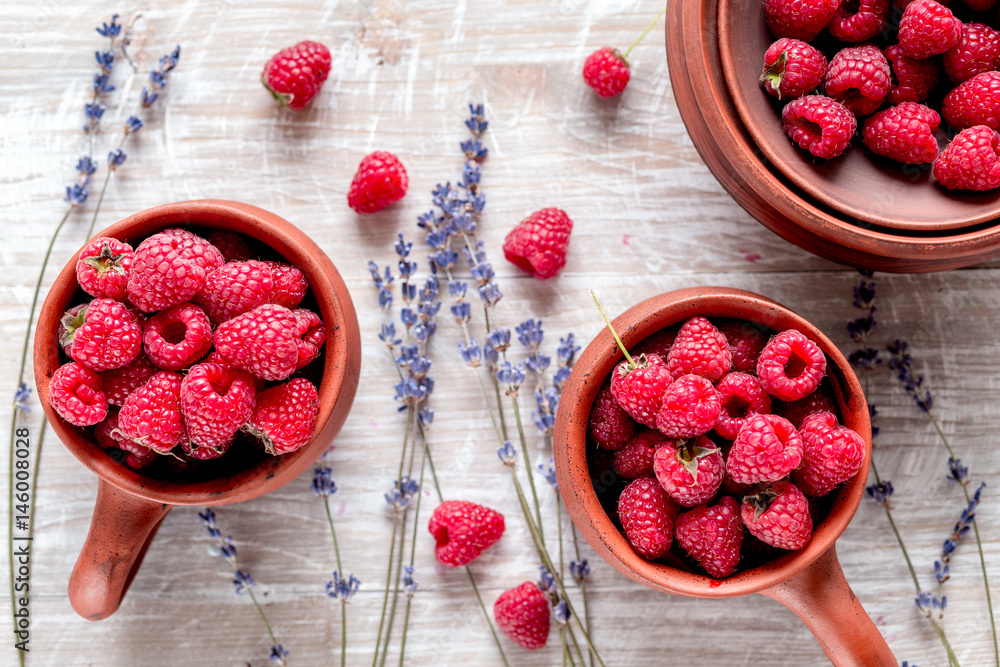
[{"x1": 3, "y1": 1, "x2": 999, "y2": 665}]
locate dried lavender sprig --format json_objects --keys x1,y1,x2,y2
[{"x1": 313, "y1": 466, "x2": 356, "y2": 667}]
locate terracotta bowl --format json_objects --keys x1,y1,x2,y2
[
  {"x1": 553, "y1": 287, "x2": 896, "y2": 666},
  {"x1": 33, "y1": 200, "x2": 362, "y2": 620}
]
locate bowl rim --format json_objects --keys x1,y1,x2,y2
[{"x1": 552, "y1": 286, "x2": 872, "y2": 598}]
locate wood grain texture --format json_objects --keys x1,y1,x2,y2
[{"x1": 2, "y1": 1, "x2": 999, "y2": 665}]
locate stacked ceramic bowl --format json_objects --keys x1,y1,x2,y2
[{"x1": 666, "y1": 0, "x2": 1000, "y2": 272}]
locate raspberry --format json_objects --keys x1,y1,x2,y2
[
  {"x1": 502, "y1": 208, "x2": 573, "y2": 280},
  {"x1": 101, "y1": 352, "x2": 156, "y2": 406},
  {"x1": 782, "y1": 96, "x2": 858, "y2": 159},
  {"x1": 760, "y1": 38, "x2": 827, "y2": 100},
  {"x1": 757, "y1": 330, "x2": 827, "y2": 401},
  {"x1": 828, "y1": 0, "x2": 890, "y2": 42},
  {"x1": 261, "y1": 40, "x2": 331, "y2": 110},
  {"x1": 886, "y1": 45, "x2": 941, "y2": 105},
  {"x1": 718, "y1": 321, "x2": 768, "y2": 373},
  {"x1": 765, "y1": 0, "x2": 841, "y2": 41},
  {"x1": 863, "y1": 102, "x2": 941, "y2": 164},
  {"x1": 245, "y1": 378, "x2": 319, "y2": 454},
  {"x1": 665, "y1": 316, "x2": 732, "y2": 382},
  {"x1": 942, "y1": 71, "x2": 1000, "y2": 131},
  {"x1": 618, "y1": 476, "x2": 680, "y2": 559},
  {"x1": 493, "y1": 582, "x2": 550, "y2": 650},
  {"x1": 614, "y1": 430, "x2": 668, "y2": 479},
  {"x1": 589, "y1": 383, "x2": 637, "y2": 449},
  {"x1": 261, "y1": 261, "x2": 308, "y2": 310},
  {"x1": 674, "y1": 496, "x2": 744, "y2": 578},
  {"x1": 206, "y1": 230, "x2": 251, "y2": 262},
  {"x1": 654, "y1": 374, "x2": 721, "y2": 439},
  {"x1": 610, "y1": 353, "x2": 674, "y2": 429},
  {"x1": 76, "y1": 237, "x2": 133, "y2": 301},
  {"x1": 741, "y1": 481, "x2": 813, "y2": 550},
  {"x1": 944, "y1": 24, "x2": 1000, "y2": 84},
  {"x1": 127, "y1": 229, "x2": 224, "y2": 313},
  {"x1": 727, "y1": 413, "x2": 804, "y2": 484},
  {"x1": 214, "y1": 304, "x2": 302, "y2": 381},
  {"x1": 791, "y1": 411, "x2": 866, "y2": 496},
  {"x1": 49, "y1": 362, "x2": 107, "y2": 426},
  {"x1": 933, "y1": 125, "x2": 1000, "y2": 191},
  {"x1": 427, "y1": 500, "x2": 505, "y2": 567},
  {"x1": 824, "y1": 45, "x2": 892, "y2": 117},
  {"x1": 95, "y1": 409, "x2": 157, "y2": 469},
  {"x1": 116, "y1": 371, "x2": 186, "y2": 453},
  {"x1": 898, "y1": 0, "x2": 962, "y2": 60},
  {"x1": 715, "y1": 372, "x2": 773, "y2": 440},
  {"x1": 347, "y1": 151, "x2": 408, "y2": 213},
  {"x1": 181, "y1": 437, "x2": 233, "y2": 461},
  {"x1": 582, "y1": 47, "x2": 630, "y2": 98},
  {"x1": 634, "y1": 329, "x2": 677, "y2": 361},
  {"x1": 59, "y1": 298, "x2": 142, "y2": 372},
  {"x1": 180, "y1": 363, "x2": 256, "y2": 451},
  {"x1": 143, "y1": 303, "x2": 213, "y2": 371},
  {"x1": 94, "y1": 407, "x2": 123, "y2": 450},
  {"x1": 194, "y1": 260, "x2": 274, "y2": 325},
  {"x1": 774, "y1": 389, "x2": 835, "y2": 428},
  {"x1": 292, "y1": 308, "x2": 326, "y2": 370},
  {"x1": 652, "y1": 436, "x2": 726, "y2": 507}
]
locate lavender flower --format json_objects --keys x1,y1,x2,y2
[
  {"x1": 233, "y1": 570, "x2": 255, "y2": 594},
  {"x1": 95, "y1": 14, "x2": 122, "y2": 38},
  {"x1": 554, "y1": 601, "x2": 571, "y2": 625},
  {"x1": 326, "y1": 571, "x2": 361, "y2": 601},
  {"x1": 459, "y1": 341, "x2": 482, "y2": 367},
  {"x1": 124, "y1": 116, "x2": 143, "y2": 134},
  {"x1": 496, "y1": 361, "x2": 526, "y2": 396},
  {"x1": 569, "y1": 560, "x2": 590, "y2": 583},
  {"x1": 865, "y1": 480, "x2": 894, "y2": 506},
  {"x1": 916, "y1": 591, "x2": 946, "y2": 619},
  {"x1": 537, "y1": 458, "x2": 558, "y2": 490},
  {"x1": 385, "y1": 477, "x2": 420, "y2": 512},
  {"x1": 311, "y1": 467, "x2": 337, "y2": 497},
  {"x1": 13, "y1": 383, "x2": 31, "y2": 415},
  {"x1": 269, "y1": 645, "x2": 289, "y2": 663},
  {"x1": 107, "y1": 148, "x2": 127, "y2": 170},
  {"x1": 942, "y1": 483, "x2": 985, "y2": 560},
  {"x1": 886, "y1": 340, "x2": 933, "y2": 414},
  {"x1": 537, "y1": 565, "x2": 556, "y2": 594},
  {"x1": 497, "y1": 441, "x2": 517, "y2": 466},
  {"x1": 403, "y1": 566, "x2": 418, "y2": 597},
  {"x1": 64, "y1": 183, "x2": 89, "y2": 207},
  {"x1": 947, "y1": 458, "x2": 969, "y2": 485}
]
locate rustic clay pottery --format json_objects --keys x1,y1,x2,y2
[
  {"x1": 552, "y1": 287, "x2": 896, "y2": 667},
  {"x1": 33, "y1": 200, "x2": 362, "y2": 621}
]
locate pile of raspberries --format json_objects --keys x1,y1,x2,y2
[
  {"x1": 588, "y1": 316, "x2": 865, "y2": 579},
  {"x1": 762, "y1": 0, "x2": 1000, "y2": 191},
  {"x1": 48, "y1": 227, "x2": 325, "y2": 471}
]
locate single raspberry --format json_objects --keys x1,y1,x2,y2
[
  {"x1": 493, "y1": 582, "x2": 550, "y2": 650},
  {"x1": 760, "y1": 38, "x2": 828, "y2": 100},
  {"x1": 589, "y1": 383, "x2": 637, "y2": 450},
  {"x1": 715, "y1": 372, "x2": 773, "y2": 440},
  {"x1": 502, "y1": 208, "x2": 573, "y2": 280},
  {"x1": 828, "y1": 0, "x2": 890, "y2": 42},
  {"x1": 634, "y1": 329, "x2": 677, "y2": 361},
  {"x1": 757, "y1": 330, "x2": 827, "y2": 401},
  {"x1": 618, "y1": 476, "x2": 680, "y2": 559},
  {"x1": 582, "y1": 47, "x2": 630, "y2": 97},
  {"x1": 610, "y1": 353, "x2": 674, "y2": 429},
  {"x1": 727, "y1": 413, "x2": 804, "y2": 484},
  {"x1": 49, "y1": 362, "x2": 107, "y2": 426},
  {"x1": 94, "y1": 407, "x2": 124, "y2": 450},
  {"x1": 245, "y1": 378, "x2": 319, "y2": 455},
  {"x1": 100, "y1": 352, "x2": 157, "y2": 406},
  {"x1": 765, "y1": 0, "x2": 842, "y2": 41},
  {"x1": 206, "y1": 230, "x2": 252, "y2": 262},
  {"x1": 666, "y1": 316, "x2": 732, "y2": 382},
  {"x1": 718, "y1": 321, "x2": 768, "y2": 373},
  {"x1": 886, "y1": 45, "x2": 942, "y2": 104},
  {"x1": 652, "y1": 436, "x2": 726, "y2": 508},
  {"x1": 782, "y1": 96, "x2": 858, "y2": 159},
  {"x1": 261, "y1": 261, "x2": 308, "y2": 310},
  {"x1": 791, "y1": 411, "x2": 866, "y2": 496},
  {"x1": 944, "y1": 24, "x2": 1000, "y2": 84},
  {"x1": 76, "y1": 237, "x2": 133, "y2": 301},
  {"x1": 741, "y1": 481, "x2": 813, "y2": 551},
  {"x1": 942, "y1": 71, "x2": 1000, "y2": 131},
  {"x1": 143, "y1": 303, "x2": 213, "y2": 371},
  {"x1": 933, "y1": 125, "x2": 1000, "y2": 191},
  {"x1": 116, "y1": 371, "x2": 185, "y2": 453},
  {"x1": 292, "y1": 308, "x2": 326, "y2": 370},
  {"x1": 198, "y1": 260, "x2": 275, "y2": 325},
  {"x1": 898, "y1": 0, "x2": 962, "y2": 60},
  {"x1": 60, "y1": 299, "x2": 143, "y2": 372},
  {"x1": 181, "y1": 437, "x2": 233, "y2": 461},
  {"x1": 774, "y1": 390, "x2": 836, "y2": 428},
  {"x1": 824, "y1": 45, "x2": 892, "y2": 117},
  {"x1": 214, "y1": 304, "x2": 302, "y2": 381},
  {"x1": 674, "y1": 496, "x2": 744, "y2": 578},
  {"x1": 427, "y1": 500, "x2": 506, "y2": 567},
  {"x1": 654, "y1": 374, "x2": 722, "y2": 439},
  {"x1": 95, "y1": 409, "x2": 157, "y2": 468},
  {"x1": 614, "y1": 430, "x2": 668, "y2": 479},
  {"x1": 347, "y1": 151, "x2": 408, "y2": 213},
  {"x1": 180, "y1": 363, "x2": 256, "y2": 451},
  {"x1": 127, "y1": 229, "x2": 224, "y2": 313},
  {"x1": 862, "y1": 102, "x2": 941, "y2": 164},
  {"x1": 261, "y1": 40, "x2": 331, "y2": 110}
]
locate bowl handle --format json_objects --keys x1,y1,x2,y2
[
  {"x1": 759, "y1": 545, "x2": 896, "y2": 666},
  {"x1": 68, "y1": 479, "x2": 173, "y2": 620}
]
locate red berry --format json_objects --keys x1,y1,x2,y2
[
  {"x1": 180, "y1": 363, "x2": 256, "y2": 451},
  {"x1": 757, "y1": 330, "x2": 827, "y2": 401},
  {"x1": 502, "y1": 208, "x2": 573, "y2": 280},
  {"x1": 610, "y1": 353, "x2": 674, "y2": 429},
  {"x1": 618, "y1": 476, "x2": 680, "y2": 559},
  {"x1": 292, "y1": 308, "x2": 326, "y2": 370},
  {"x1": 933, "y1": 125, "x2": 1000, "y2": 191},
  {"x1": 944, "y1": 24, "x2": 1000, "y2": 84},
  {"x1": 727, "y1": 413, "x2": 804, "y2": 485},
  {"x1": 245, "y1": 378, "x2": 319, "y2": 455},
  {"x1": 261, "y1": 40, "x2": 331, "y2": 110},
  {"x1": 942, "y1": 71, "x2": 1000, "y2": 131},
  {"x1": 666, "y1": 316, "x2": 732, "y2": 382},
  {"x1": 741, "y1": 481, "x2": 813, "y2": 551},
  {"x1": 261, "y1": 261, "x2": 308, "y2": 310},
  {"x1": 94, "y1": 408, "x2": 157, "y2": 469},
  {"x1": 59, "y1": 298, "x2": 143, "y2": 372},
  {"x1": 493, "y1": 582, "x2": 550, "y2": 650},
  {"x1": 206, "y1": 230, "x2": 251, "y2": 263},
  {"x1": 634, "y1": 329, "x2": 677, "y2": 361},
  {"x1": 582, "y1": 47, "x2": 630, "y2": 98},
  {"x1": 718, "y1": 321, "x2": 768, "y2": 373},
  {"x1": 760, "y1": 38, "x2": 828, "y2": 100},
  {"x1": 824, "y1": 44, "x2": 892, "y2": 117},
  {"x1": 774, "y1": 390, "x2": 836, "y2": 428},
  {"x1": 886, "y1": 44, "x2": 942, "y2": 104},
  {"x1": 347, "y1": 151, "x2": 408, "y2": 213},
  {"x1": 898, "y1": 0, "x2": 962, "y2": 60},
  {"x1": 828, "y1": 0, "x2": 890, "y2": 43},
  {"x1": 194, "y1": 260, "x2": 274, "y2": 325},
  {"x1": 116, "y1": 371, "x2": 186, "y2": 453},
  {"x1": 76, "y1": 237, "x2": 133, "y2": 301},
  {"x1": 427, "y1": 500, "x2": 505, "y2": 567},
  {"x1": 143, "y1": 303, "x2": 213, "y2": 371},
  {"x1": 654, "y1": 374, "x2": 721, "y2": 439},
  {"x1": 862, "y1": 102, "x2": 941, "y2": 164},
  {"x1": 715, "y1": 372, "x2": 773, "y2": 441},
  {"x1": 127, "y1": 228, "x2": 224, "y2": 313},
  {"x1": 49, "y1": 361, "x2": 107, "y2": 426},
  {"x1": 791, "y1": 411, "x2": 866, "y2": 496},
  {"x1": 653, "y1": 436, "x2": 726, "y2": 508},
  {"x1": 674, "y1": 496, "x2": 744, "y2": 578},
  {"x1": 782, "y1": 96, "x2": 858, "y2": 159},
  {"x1": 101, "y1": 352, "x2": 156, "y2": 406},
  {"x1": 615, "y1": 430, "x2": 668, "y2": 479},
  {"x1": 765, "y1": 0, "x2": 841, "y2": 41},
  {"x1": 589, "y1": 383, "x2": 637, "y2": 450},
  {"x1": 213, "y1": 304, "x2": 302, "y2": 381},
  {"x1": 181, "y1": 437, "x2": 233, "y2": 461}
]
